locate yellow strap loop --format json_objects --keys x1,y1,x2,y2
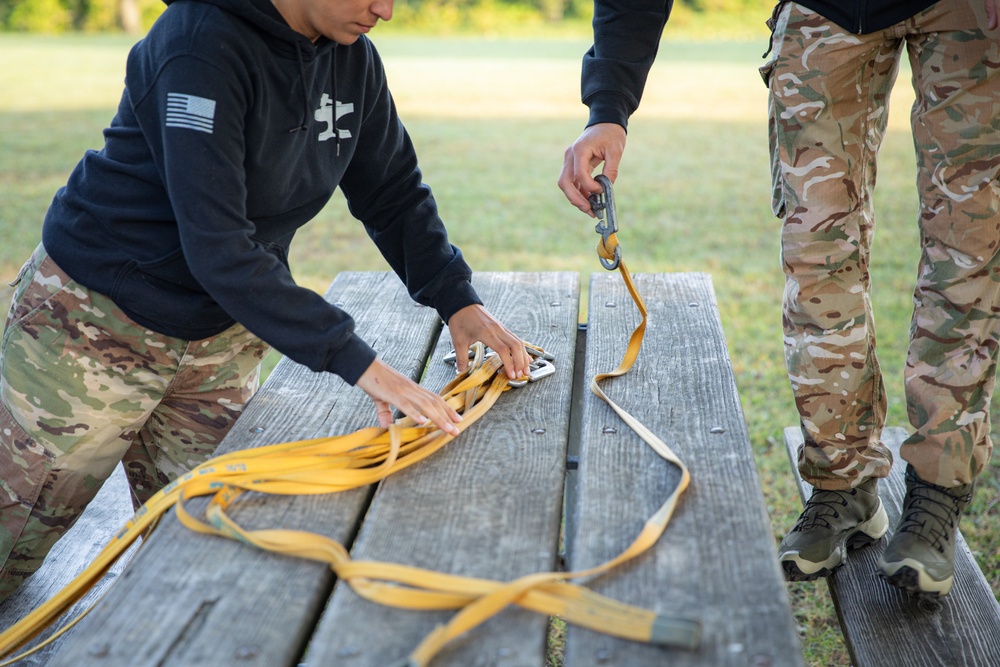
[{"x1": 596, "y1": 230, "x2": 620, "y2": 267}]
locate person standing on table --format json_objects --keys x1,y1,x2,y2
[
  {"x1": 0, "y1": 0, "x2": 532, "y2": 601},
  {"x1": 558, "y1": 0, "x2": 1000, "y2": 598}
]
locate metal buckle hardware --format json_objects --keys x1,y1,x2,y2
[
  {"x1": 445, "y1": 345, "x2": 555, "y2": 364},
  {"x1": 443, "y1": 348, "x2": 476, "y2": 365},
  {"x1": 588, "y1": 174, "x2": 621, "y2": 271},
  {"x1": 507, "y1": 358, "x2": 556, "y2": 388},
  {"x1": 525, "y1": 345, "x2": 556, "y2": 362},
  {"x1": 443, "y1": 346, "x2": 556, "y2": 387}
]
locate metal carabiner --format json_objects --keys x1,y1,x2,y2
[
  {"x1": 442, "y1": 348, "x2": 476, "y2": 365},
  {"x1": 446, "y1": 344, "x2": 555, "y2": 365},
  {"x1": 525, "y1": 343, "x2": 556, "y2": 362},
  {"x1": 507, "y1": 358, "x2": 556, "y2": 388},
  {"x1": 588, "y1": 174, "x2": 621, "y2": 271}
]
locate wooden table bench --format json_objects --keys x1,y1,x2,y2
[
  {"x1": 783, "y1": 427, "x2": 1000, "y2": 666},
  {"x1": 1, "y1": 271, "x2": 803, "y2": 667}
]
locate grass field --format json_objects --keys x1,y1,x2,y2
[{"x1": 1, "y1": 30, "x2": 998, "y2": 666}]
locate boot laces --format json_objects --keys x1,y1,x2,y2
[
  {"x1": 898, "y1": 477, "x2": 969, "y2": 553},
  {"x1": 794, "y1": 489, "x2": 853, "y2": 531}
]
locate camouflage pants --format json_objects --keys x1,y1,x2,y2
[
  {"x1": 763, "y1": 1, "x2": 1000, "y2": 489},
  {"x1": 0, "y1": 245, "x2": 269, "y2": 599}
]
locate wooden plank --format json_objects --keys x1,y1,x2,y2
[
  {"x1": 564, "y1": 272, "x2": 803, "y2": 667},
  {"x1": 0, "y1": 465, "x2": 136, "y2": 666},
  {"x1": 304, "y1": 272, "x2": 580, "y2": 666},
  {"x1": 783, "y1": 425, "x2": 1000, "y2": 667},
  {"x1": 45, "y1": 272, "x2": 444, "y2": 667}
]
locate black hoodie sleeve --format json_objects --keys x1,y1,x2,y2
[
  {"x1": 337, "y1": 43, "x2": 481, "y2": 325},
  {"x1": 582, "y1": 0, "x2": 673, "y2": 130},
  {"x1": 130, "y1": 51, "x2": 377, "y2": 385}
]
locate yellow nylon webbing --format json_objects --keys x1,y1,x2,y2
[{"x1": 0, "y1": 232, "x2": 700, "y2": 666}]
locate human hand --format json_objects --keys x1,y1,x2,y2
[
  {"x1": 448, "y1": 304, "x2": 531, "y2": 381},
  {"x1": 557, "y1": 123, "x2": 627, "y2": 215},
  {"x1": 989, "y1": 0, "x2": 1000, "y2": 30},
  {"x1": 356, "y1": 357, "x2": 462, "y2": 436}
]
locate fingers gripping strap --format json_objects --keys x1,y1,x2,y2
[{"x1": 0, "y1": 256, "x2": 700, "y2": 667}]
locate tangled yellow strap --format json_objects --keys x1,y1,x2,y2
[
  {"x1": 0, "y1": 348, "x2": 695, "y2": 666},
  {"x1": 0, "y1": 218, "x2": 699, "y2": 666}
]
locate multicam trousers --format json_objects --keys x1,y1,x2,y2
[
  {"x1": 0, "y1": 245, "x2": 269, "y2": 598},
  {"x1": 763, "y1": 1, "x2": 1000, "y2": 490}
]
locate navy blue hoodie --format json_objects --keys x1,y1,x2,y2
[{"x1": 42, "y1": 0, "x2": 481, "y2": 385}]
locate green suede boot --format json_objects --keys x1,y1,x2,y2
[
  {"x1": 778, "y1": 477, "x2": 888, "y2": 580},
  {"x1": 878, "y1": 465, "x2": 975, "y2": 597}
]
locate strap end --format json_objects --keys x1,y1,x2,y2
[{"x1": 650, "y1": 615, "x2": 702, "y2": 650}]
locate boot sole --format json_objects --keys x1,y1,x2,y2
[
  {"x1": 781, "y1": 498, "x2": 889, "y2": 582},
  {"x1": 877, "y1": 558, "x2": 953, "y2": 598}
]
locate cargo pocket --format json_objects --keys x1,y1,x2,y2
[{"x1": 0, "y1": 401, "x2": 55, "y2": 569}]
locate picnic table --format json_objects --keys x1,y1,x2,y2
[{"x1": 1, "y1": 270, "x2": 804, "y2": 667}]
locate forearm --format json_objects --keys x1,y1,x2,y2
[{"x1": 582, "y1": 0, "x2": 673, "y2": 129}]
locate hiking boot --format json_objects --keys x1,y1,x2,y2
[
  {"x1": 877, "y1": 465, "x2": 975, "y2": 598},
  {"x1": 778, "y1": 477, "x2": 888, "y2": 581}
]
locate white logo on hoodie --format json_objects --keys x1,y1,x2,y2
[{"x1": 315, "y1": 93, "x2": 354, "y2": 142}]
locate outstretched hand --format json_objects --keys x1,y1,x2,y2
[
  {"x1": 557, "y1": 123, "x2": 627, "y2": 215},
  {"x1": 356, "y1": 357, "x2": 462, "y2": 436},
  {"x1": 448, "y1": 304, "x2": 531, "y2": 380}
]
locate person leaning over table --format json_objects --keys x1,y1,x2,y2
[
  {"x1": 558, "y1": 0, "x2": 1000, "y2": 598},
  {"x1": 0, "y1": 0, "x2": 532, "y2": 601}
]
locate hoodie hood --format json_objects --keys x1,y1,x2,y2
[
  {"x1": 163, "y1": 0, "x2": 339, "y2": 138},
  {"x1": 163, "y1": 0, "x2": 322, "y2": 55}
]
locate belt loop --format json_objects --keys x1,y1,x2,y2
[
  {"x1": 762, "y1": 1, "x2": 788, "y2": 58},
  {"x1": 8, "y1": 259, "x2": 32, "y2": 288}
]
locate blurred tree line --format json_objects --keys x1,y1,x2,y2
[
  {"x1": 0, "y1": 0, "x2": 770, "y2": 33},
  {"x1": 0, "y1": 0, "x2": 159, "y2": 32}
]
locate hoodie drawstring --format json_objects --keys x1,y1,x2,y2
[
  {"x1": 290, "y1": 42, "x2": 340, "y2": 157},
  {"x1": 332, "y1": 45, "x2": 340, "y2": 156},
  {"x1": 290, "y1": 42, "x2": 310, "y2": 133}
]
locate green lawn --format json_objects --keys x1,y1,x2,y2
[{"x1": 0, "y1": 32, "x2": 997, "y2": 667}]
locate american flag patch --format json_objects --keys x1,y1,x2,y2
[{"x1": 165, "y1": 93, "x2": 216, "y2": 134}]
